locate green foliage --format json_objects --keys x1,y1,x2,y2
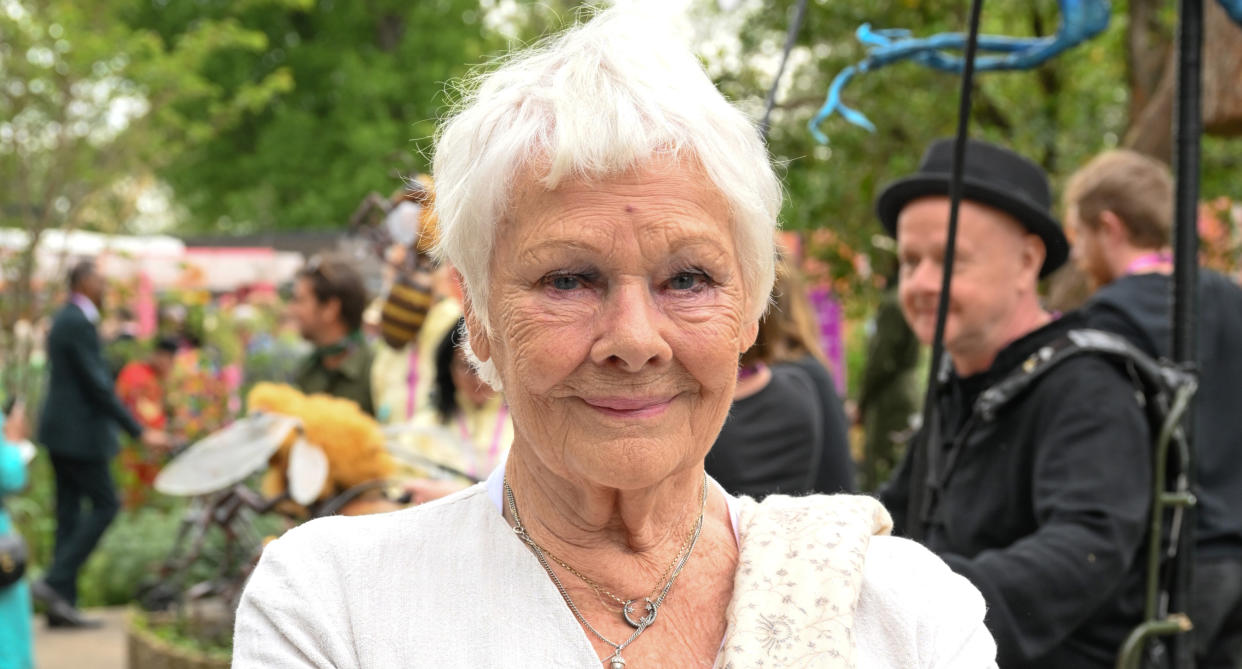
[
  {"x1": 0, "y1": 0, "x2": 306, "y2": 389},
  {"x1": 710, "y1": 1, "x2": 1127, "y2": 300},
  {"x1": 10, "y1": 451, "x2": 283, "y2": 609},
  {"x1": 127, "y1": 0, "x2": 508, "y2": 234},
  {"x1": 9, "y1": 453, "x2": 185, "y2": 607},
  {"x1": 130, "y1": 607, "x2": 233, "y2": 661},
  {"x1": 78, "y1": 505, "x2": 186, "y2": 607},
  {"x1": 6, "y1": 452, "x2": 55, "y2": 569},
  {"x1": 705, "y1": 0, "x2": 1237, "y2": 301},
  {"x1": 0, "y1": 0, "x2": 290, "y2": 234},
  {"x1": 76, "y1": 495, "x2": 285, "y2": 608}
]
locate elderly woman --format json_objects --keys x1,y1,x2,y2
[{"x1": 233, "y1": 8, "x2": 995, "y2": 668}]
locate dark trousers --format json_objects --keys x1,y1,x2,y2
[
  {"x1": 45, "y1": 456, "x2": 119, "y2": 606},
  {"x1": 1193, "y1": 557, "x2": 1242, "y2": 669}
]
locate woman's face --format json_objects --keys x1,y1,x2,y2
[{"x1": 470, "y1": 158, "x2": 758, "y2": 489}]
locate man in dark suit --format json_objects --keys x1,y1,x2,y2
[{"x1": 33, "y1": 259, "x2": 168, "y2": 628}]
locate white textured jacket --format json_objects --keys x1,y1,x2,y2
[{"x1": 234, "y1": 474, "x2": 996, "y2": 668}]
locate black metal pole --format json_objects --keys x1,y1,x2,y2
[
  {"x1": 911, "y1": 0, "x2": 986, "y2": 531},
  {"x1": 759, "y1": 0, "x2": 810, "y2": 141},
  {"x1": 1171, "y1": 0, "x2": 1202, "y2": 666}
]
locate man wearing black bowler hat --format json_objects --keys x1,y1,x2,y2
[{"x1": 877, "y1": 139, "x2": 1152, "y2": 669}]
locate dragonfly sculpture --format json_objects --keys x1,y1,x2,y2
[{"x1": 809, "y1": 0, "x2": 1242, "y2": 142}]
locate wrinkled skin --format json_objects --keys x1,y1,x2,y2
[
  {"x1": 468, "y1": 157, "x2": 758, "y2": 497},
  {"x1": 463, "y1": 157, "x2": 760, "y2": 666},
  {"x1": 896, "y1": 196, "x2": 1046, "y2": 376}
]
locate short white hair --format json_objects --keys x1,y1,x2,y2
[{"x1": 432, "y1": 6, "x2": 781, "y2": 388}]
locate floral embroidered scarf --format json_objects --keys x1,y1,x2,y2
[{"x1": 717, "y1": 494, "x2": 893, "y2": 668}]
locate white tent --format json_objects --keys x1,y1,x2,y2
[{"x1": 0, "y1": 228, "x2": 305, "y2": 291}]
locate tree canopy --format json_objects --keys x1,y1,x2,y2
[
  {"x1": 124, "y1": 0, "x2": 505, "y2": 234},
  {"x1": 710, "y1": 0, "x2": 1239, "y2": 303},
  {"x1": 4, "y1": 0, "x2": 1238, "y2": 292}
]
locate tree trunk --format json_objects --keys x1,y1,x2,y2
[
  {"x1": 1203, "y1": 1, "x2": 1242, "y2": 135},
  {"x1": 1128, "y1": 0, "x2": 1172, "y2": 123},
  {"x1": 1124, "y1": 55, "x2": 1177, "y2": 161},
  {"x1": 0, "y1": 232, "x2": 42, "y2": 399},
  {"x1": 1124, "y1": 0, "x2": 1242, "y2": 161}
]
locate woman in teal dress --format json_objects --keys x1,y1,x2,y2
[{"x1": 0, "y1": 401, "x2": 34, "y2": 669}]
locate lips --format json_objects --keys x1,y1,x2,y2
[{"x1": 582, "y1": 396, "x2": 675, "y2": 418}]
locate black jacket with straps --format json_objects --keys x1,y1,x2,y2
[
  {"x1": 1084, "y1": 269, "x2": 1242, "y2": 559},
  {"x1": 880, "y1": 312, "x2": 1152, "y2": 669},
  {"x1": 38, "y1": 302, "x2": 143, "y2": 461}
]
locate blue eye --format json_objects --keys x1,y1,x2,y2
[
  {"x1": 668, "y1": 271, "x2": 706, "y2": 291},
  {"x1": 550, "y1": 275, "x2": 581, "y2": 291}
]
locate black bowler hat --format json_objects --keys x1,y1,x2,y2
[{"x1": 875, "y1": 138, "x2": 1069, "y2": 277}]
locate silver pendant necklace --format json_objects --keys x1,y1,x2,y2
[{"x1": 504, "y1": 474, "x2": 707, "y2": 668}]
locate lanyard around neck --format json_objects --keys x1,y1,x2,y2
[
  {"x1": 457, "y1": 403, "x2": 508, "y2": 477},
  {"x1": 1124, "y1": 250, "x2": 1173, "y2": 276}
]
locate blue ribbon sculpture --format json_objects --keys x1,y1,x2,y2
[{"x1": 809, "y1": 0, "x2": 1242, "y2": 143}]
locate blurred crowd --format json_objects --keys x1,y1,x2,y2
[{"x1": 1, "y1": 140, "x2": 1240, "y2": 669}]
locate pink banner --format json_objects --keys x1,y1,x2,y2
[
  {"x1": 809, "y1": 286, "x2": 846, "y2": 396},
  {"x1": 137, "y1": 271, "x2": 156, "y2": 338}
]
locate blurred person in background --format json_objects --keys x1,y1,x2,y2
[
  {"x1": 361, "y1": 299, "x2": 384, "y2": 343},
  {"x1": 33, "y1": 259, "x2": 169, "y2": 628},
  {"x1": 403, "y1": 318, "x2": 513, "y2": 504},
  {"x1": 856, "y1": 264, "x2": 922, "y2": 491},
  {"x1": 370, "y1": 281, "x2": 461, "y2": 425},
  {"x1": 158, "y1": 304, "x2": 190, "y2": 349},
  {"x1": 115, "y1": 337, "x2": 180, "y2": 508},
  {"x1": 102, "y1": 307, "x2": 139, "y2": 380},
  {"x1": 1, "y1": 398, "x2": 34, "y2": 669},
  {"x1": 289, "y1": 255, "x2": 375, "y2": 416},
  {"x1": 767, "y1": 258, "x2": 855, "y2": 494},
  {"x1": 370, "y1": 181, "x2": 464, "y2": 425},
  {"x1": 706, "y1": 259, "x2": 854, "y2": 497},
  {"x1": 1067, "y1": 149, "x2": 1242, "y2": 668}
]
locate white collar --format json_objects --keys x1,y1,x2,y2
[{"x1": 70, "y1": 293, "x2": 100, "y2": 324}]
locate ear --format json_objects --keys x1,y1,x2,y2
[
  {"x1": 461, "y1": 289, "x2": 491, "y2": 363},
  {"x1": 1098, "y1": 210, "x2": 1128, "y2": 243},
  {"x1": 1021, "y1": 235, "x2": 1047, "y2": 282},
  {"x1": 323, "y1": 296, "x2": 343, "y2": 323}
]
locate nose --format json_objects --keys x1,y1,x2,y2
[{"x1": 590, "y1": 280, "x2": 673, "y2": 373}]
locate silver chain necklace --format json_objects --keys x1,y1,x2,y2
[{"x1": 504, "y1": 474, "x2": 707, "y2": 669}]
